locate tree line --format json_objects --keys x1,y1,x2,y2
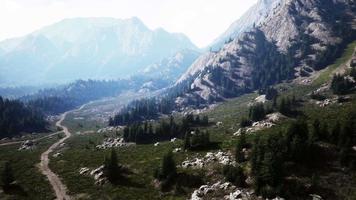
[
  {"x1": 0, "y1": 96, "x2": 46, "y2": 138},
  {"x1": 120, "y1": 114, "x2": 209, "y2": 144}
]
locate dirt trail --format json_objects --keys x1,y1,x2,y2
[
  {"x1": 39, "y1": 103, "x2": 88, "y2": 200},
  {"x1": 39, "y1": 111, "x2": 71, "y2": 200},
  {"x1": 0, "y1": 132, "x2": 62, "y2": 147}
]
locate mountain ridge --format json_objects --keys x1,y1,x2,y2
[
  {"x1": 174, "y1": 0, "x2": 356, "y2": 106},
  {"x1": 0, "y1": 17, "x2": 198, "y2": 86}
]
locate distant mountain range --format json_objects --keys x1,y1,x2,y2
[{"x1": 0, "y1": 17, "x2": 198, "y2": 86}]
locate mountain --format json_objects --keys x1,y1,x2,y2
[
  {"x1": 175, "y1": 0, "x2": 356, "y2": 106},
  {"x1": 0, "y1": 17, "x2": 198, "y2": 86},
  {"x1": 139, "y1": 49, "x2": 201, "y2": 83},
  {"x1": 208, "y1": 0, "x2": 282, "y2": 51}
]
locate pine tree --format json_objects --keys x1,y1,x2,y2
[
  {"x1": 251, "y1": 136, "x2": 261, "y2": 177},
  {"x1": 104, "y1": 149, "x2": 121, "y2": 183},
  {"x1": 320, "y1": 123, "x2": 329, "y2": 141},
  {"x1": 160, "y1": 151, "x2": 176, "y2": 180},
  {"x1": 311, "y1": 119, "x2": 321, "y2": 142},
  {"x1": 183, "y1": 132, "x2": 191, "y2": 150},
  {"x1": 350, "y1": 67, "x2": 356, "y2": 79},
  {"x1": 235, "y1": 131, "x2": 246, "y2": 163},
  {"x1": 1, "y1": 162, "x2": 14, "y2": 190}
]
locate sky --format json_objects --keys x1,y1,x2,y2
[{"x1": 0, "y1": 0, "x2": 257, "y2": 48}]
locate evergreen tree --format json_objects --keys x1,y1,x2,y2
[
  {"x1": 251, "y1": 136, "x2": 262, "y2": 177},
  {"x1": 320, "y1": 123, "x2": 329, "y2": 141},
  {"x1": 331, "y1": 74, "x2": 354, "y2": 95},
  {"x1": 249, "y1": 103, "x2": 266, "y2": 121},
  {"x1": 331, "y1": 122, "x2": 341, "y2": 144},
  {"x1": 104, "y1": 149, "x2": 121, "y2": 183},
  {"x1": 235, "y1": 130, "x2": 246, "y2": 163},
  {"x1": 183, "y1": 132, "x2": 191, "y2": 150},
  {"x1": 1, "y1": 162, "x2": 14, "y2": 190},
  {"x1": 223, "y1": 165, "x2": 246, "y2": 187},
  {"x1": 350, "y1": 67, "x2": 356, "y2": 79},
  {"x1": 159, "y1": 151, "x2": 176, "y2": 180},
  {"x1": 311, "y1": 119, "x2": 321, "y2": 142},
  {"x1": 240, "y1": 117, "x2": 252, "y2": 128},
  {"x1": 202, "y1": 116, "x2": 209, "y2": 126}
]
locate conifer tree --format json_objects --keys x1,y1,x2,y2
[
  {"x1": 235, "y1": 130, "x2": 246, "y2": 163},
  {"x1": 311, "y1": 119, "x2": 321, "y2": 142},
  {"x1": 1, "y1": 162, "x2": 14, "y2": 190},
  {"x1": 331, "y1": 122, "x2": 341, "y2": 144},
  {"x1": 160, "y1": 151, "x2": 176, "y2": 180},
  {"x1": 104, "y1": 149, "x2": 121, "y2": 183}
]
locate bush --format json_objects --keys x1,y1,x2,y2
[
  {"x1": 331, "y1": 75, "x2": 354, "y2": 95},
  {"x1": 310, "y1": 92, "x2": 327, "y2": 101},
  {"x1": 240, "y1": 117, "x2": 252, "y2": 127},
  {"x1": 249, "y1": 103, "x2": 266, "y2": 121},
  {"x1": 222, "y1": 165, "x2": 246, "y2": 187}
]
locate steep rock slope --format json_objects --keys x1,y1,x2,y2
[
  {"x1": 0, "y1": 17, "x2": 198, "y2": 86},
  {"x1": 208, "y1": 0, "x2": 282, "y2": 51},
  {"x1": 175, "y1": 0, "x2": 356, "y2": 105}
]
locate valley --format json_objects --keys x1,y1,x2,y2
[
  {"x1": 0, "y1": 0, "x2": 356, "y2": 199},
  {"x1": 1, "y1": 39, "x2": 355, "y2": 199}
]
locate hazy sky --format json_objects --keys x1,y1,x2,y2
[{"x1": 0, "y1": 0, "x2": 257, "y2": 48}]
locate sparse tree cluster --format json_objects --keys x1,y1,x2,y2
[{"x1": 183, "y1": 129, "x2": 211, "y2": 151}]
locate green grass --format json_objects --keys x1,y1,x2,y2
[
  {"x1": 313, "y1": 40, "x2": 356, "y2": 86},
  {"x1": 0, "y1": 133, "x2": 65, "y2": 200},
  {"x1": 62, "y1": 112, "x2": 105, "y2": 133},
  {"x1": 49, "y1": 133, "x2": 205, "y2": 200}
]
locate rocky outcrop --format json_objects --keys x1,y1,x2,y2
[
  {"x1": 18, "y1": 140, "x2": 36, "y2": 151},
  {"x1": 181, "y1": 151, "x2": 236, "y2": 169},
  {"x1": 96, "y1": 138, "x2": 133, "y2": 149}
]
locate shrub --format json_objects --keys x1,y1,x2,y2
[
  {"x1": 240, "y1": 117, "x2": 252, "y2": 127},
  {"x1": 222, "y1": 165, "x2": 246, "y2": 187},
  {"x1": 331, "y1": 75, "x2": 354, "y2": 95}
]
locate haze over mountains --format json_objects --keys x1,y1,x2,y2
[{"x1": 0, "y1": 17, "x2": 198, "y2": 86}]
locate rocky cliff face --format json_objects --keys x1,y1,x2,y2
[
  {"x1": 208, "y1": 0, "x2": 282, "y2": 51},
  {"x1": 175, "y1": 0, "x2": 356, "y2": 106}
]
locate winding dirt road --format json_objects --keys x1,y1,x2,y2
[
  {"x1": 38, "y1": 103, "x2": 89, "y2": 200},
  {"x1": 39, "y1": 111, "x2": 72, "y2": 200}
]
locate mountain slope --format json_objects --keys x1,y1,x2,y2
[
  {"x1": 175, "y1": 0, "x2": 356, "y2": 106},
  {"x1": 208, "y1": 0, "x2": 282, "y2": 51},
  {"x1": 139, "y1": 49, "x2": 200, "y2": 83},
  {"x1": 0, "y1": 17, "x2": 198, "y2": 86}
]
